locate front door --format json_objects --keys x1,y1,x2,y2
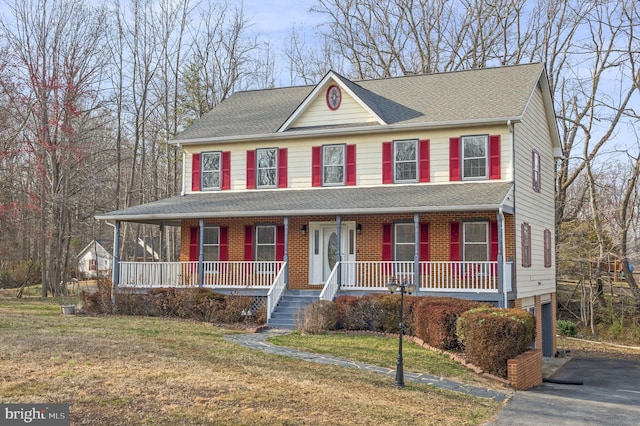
[{"x1": 309, "y1": 221, "x2": 356, "y2": 285}]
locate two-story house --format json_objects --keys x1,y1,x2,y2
[{"x1": 97, "y1": 63, "x2": 561, "y2": 356}]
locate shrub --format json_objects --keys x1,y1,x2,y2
[
  {"x1": 413, "y1": 297, "x2": 483, "y2": 350},
  {"x1": 297, "y1": 300, "x2": 338, "y2": 333},
  {"x1": 459, "y1": 307, "x2": 536, "y2": 378},
  {"x1": 556, "y1": 319, "x2": 577, "y2": 337}
]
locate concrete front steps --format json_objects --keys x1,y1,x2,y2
[{"x1": 267, "y1": 289, "x2": 322, "y2": 329}]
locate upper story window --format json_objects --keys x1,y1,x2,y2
[
  {"x1": 383, "y1": 139, "x2": 429, "y2": 184},
  {"x1": 312, "y1": 144, "x2": 356, "y2": 187},
  {"x1": 201, "y1": 151, "x2": 222, "y2": 190},
  {"x1": 462, "y1": 135, "x2": 488, "y2": 180},
  {"x1": 532, "y1": 149, "x2": 541, "y2": 192},
  {"x1": 463, "y1": 222, "x2": 488, "y2": 261},
  {"x1": 257, "y1": 148, "x2": 278, "y2": 188},
  {"x1": 323, "y1": 144, "x2": 345, "y2": 185},
  {"x1": 203, "y1": 226, "x2": 220, "y2": 262},
  {"x1": 394, "y1": 140, "x2": 418, "y2": 182}
]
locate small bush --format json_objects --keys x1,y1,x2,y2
[
  {"x1": 556, "y1": 319, "x2": 577, "y2": 337},
  {"x1": 459, "y1": 308, "x2": 535, "y2": 378},
  {"x1": 413, "y1": 297, "x2": 483, "y2": 350},
  {"x1": 297, "y1": 300, "x2": 338, "y2": 333}
]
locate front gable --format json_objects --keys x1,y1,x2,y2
[{"x1": 278, "y1": 71, "x2": 386, "y2": 132}]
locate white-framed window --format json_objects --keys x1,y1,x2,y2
[
  {"x1": 522, "y1": 223, "x2": 532, "y2": 267},
  {"x1": 463, "y1": 222, "x2": 489, "y2": 261},
  {"x1": 323, "y1": 144, "x2": 345, "y2": 185},
  {"x1": 532, "y1": 149, "x2": 541, "y2": 192},
  {"x1": 88, "y1": 259, "x2": 97, "y2": 271},
  {"x1": 257, "y1": 148, "x2": 278, "y2": 188},
  {"x1": 394, "y1": 223, "x2": 415, "y2": 261},
  {"x1": 394, "y1": 139, "x2": 418, "y2": 182},
  {"x1": 462, "y1": 135, "x2": 488, "y2": 180},
  {"x1": 203, "y1": 226, "x2": 220, "y2": 262},
  {"x1": 256, "y1": 225, "x2": 276, "y2": 262},
  {"x1": 201, "y1": 151, "x2": 222, "y2": 190}
]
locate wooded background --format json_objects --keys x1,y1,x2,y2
[{"x1": 1, "y1": 0, "x2": 639, "y2": 313}]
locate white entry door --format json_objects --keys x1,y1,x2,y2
[{"x1": 309, "y1": 222, "x2": 356, "y2": 285}]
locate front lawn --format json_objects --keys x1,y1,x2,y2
[{"x1": 0, "y1": 298, "x2": 501, "y2": 425}]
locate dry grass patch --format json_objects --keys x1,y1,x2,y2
[{"x1": 0, "y1": 299, "x2": 501, "y2": 425}]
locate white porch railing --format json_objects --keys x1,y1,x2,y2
[
  {"x1": 319, "y1": 263, "x2": 340, "y2": 301},
  {"x1": 266, "y1": 262, "x2": 288, "y2": 321},
  {"x1": 339, "y1": 260, "x2": 512, "y2": 293},
  {"x1": 118, "y1": 261, "x2": 283, "y2": 288}
]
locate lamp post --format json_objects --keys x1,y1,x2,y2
[{"x1": 386, "y1": 277, "x2": 416, "y2": 388}]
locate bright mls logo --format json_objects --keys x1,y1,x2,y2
[{"x1": 1, "y1": 404, "x2": 69, "y2": 425}]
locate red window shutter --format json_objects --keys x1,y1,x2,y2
[
  {"x1": 489, "y1": 135, "x2": 501, "y2": 180},
  {"x1": 543, "y1": 229, "x2": 550, "y2": 267},
  {"x1": 276, "y1": 225, "x2": 285, "y2": 261},
  {"x1": 191, "y1": 153, "x2": 201, "y2": 191},
  {"x1": 246, "y1": 150, "x2": 256, "y2": 189},
  {"x1": 419, "y1": 223, "x2": 430, "y2": 260},
  {"x1": 189, "y1": 226, "x2": 199, "y2": 261},
  {"x1": 419, "y1": 139, "x2": 430, "y2": 182},
  {"x1": 221, "y1": 151, "x2": 231, "y2": 190},
  {"x1": 449, "y1": 138, "x2": 460, "y2": 181},
  {"x1": 244, "y1": 225, "x2": 253, "y2": 261},
  {"x1": 382, "y1": 223, "x2": 393, "y2": 261},
  {"x1": 346, "y1": 144, "x2": 356, "y2": 186},
  {"x1": 278, "y1": 148, "x2": 288, "y2": 188},
  {"x1": 220, "y1": 226, "x2": 229, "y2": 261},
  {"x1": 450, "y1": 222, "x2": 461, "y2": 261},
  {"x1": 312, "y1": 146, "x2": 322, "y2": 187},
  {"x1": 382, "y1": 141, "x2": 393, "y2": 184},
  {"x1": 490, "y1": 222, "x2": 498, "y2": 261}
]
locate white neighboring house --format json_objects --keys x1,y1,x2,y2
[{"x1": 77, "y1": 240, "x2": 113, "y2": 278}]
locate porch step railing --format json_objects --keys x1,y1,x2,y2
[
  {"x1": 118, "y1": 261, "x2": 283, "y2": 288},
  {"x1": 338, "y1": 260, "x2": 512, "y2": 293},
  {"x1": 319, "y1": 263, "x2": 340, "y2": 301},
  {"x1": 266, "y1": 262, "x2": 288, "y2": 321}
]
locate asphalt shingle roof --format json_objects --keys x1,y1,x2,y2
[
  {"x1": 95, "y1": 182, "x2": 514, "y2": 225},
  {"x1": 174, "y1": 63, "x2": 545, "y2": 141}
]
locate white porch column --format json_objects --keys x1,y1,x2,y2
[
  {"x1": 336, "y1": 215, "x2": 342, "y2": 287},
  {"x1": 284, "y1": 216, "x2": 289, "y2": 286},
  {"x1": 414, "y1": 213, "x2": 420, "y2": 288},
  {"x1": 498, "y1": 209, "x2": 506, "y2": 308},
  {"x1": 111, "y1": 220, "x2": 120, "y2": 305},
  {"x1": 198, "y1": 218, "x2": 204, "y2": 287}
]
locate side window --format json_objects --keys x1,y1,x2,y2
[
  {"x1": 463, "y1": 222, "x2": 488, "y2": 261},
  {"x1": 394, "y1": 139, "x2": 417, "y2": 182},
  {"x1": 462, "y1": 135, "x2": 488, "y2": 180},
  {"x1": 323, "y1": 144, "x2": 345, "y2": 185},
  {"x1": 257, "y1": 148, "x2": 278, "y2": 188},
  {"x1": 203, "y1": 226, "x2": 220, "y2": 262},
  {"x1": 522, "y1": 223, "x2": 532, "y2": 267},
  {"x1": 201, "y1": 151, "x2": 222, "y2": 190},
  {"x1": 532, "y1": 149, "x2": 541, "y2": 192}
]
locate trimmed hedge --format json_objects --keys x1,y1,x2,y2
[
  {"x1": 413, "y1": 297, "x2": 484, "y2": 350},
  {"x1": 334, "y1": 294, "x2": 420, "y2": 334},
  {"x1": 457, "y1": 307, "x2": 536, "y2": 378}
]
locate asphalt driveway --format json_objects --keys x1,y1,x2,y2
[{"x1": 487, "y1": 356, "x2": 640, "y2": 425}]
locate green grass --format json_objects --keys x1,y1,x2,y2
[{"x1": 269, "y1": 332, "x2": 485, "y2": 384}]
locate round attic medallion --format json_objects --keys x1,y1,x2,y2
[{"x1": 326, "y1": 85, "x2": 341, "y2": 111}]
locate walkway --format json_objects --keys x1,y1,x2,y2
[{"x1": 224, "y1": 329, "x2": 511, "y2": 402}]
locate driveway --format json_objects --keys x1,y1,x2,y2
[{"x1": 487, "y1": 356, "x2": 640, "y2": 425}]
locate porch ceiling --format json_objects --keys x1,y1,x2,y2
[{"x1": 95, "y1": 181, "x2": 514, "y2": 225}]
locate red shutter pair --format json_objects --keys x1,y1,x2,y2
[
  {"x1": 448, "y1": 222, "x2": 499, "y2": 261},
  {"x1": 312, "y1": 145, "x2": 356, "y2": 186},
  {"x1": 382, "y1": 140, "x2": 430, "y2": 184},
  {"x1": 449, "y1": 135, "x2": 501, "y2": 181},
  {"x1": 243, "y1": 225, "x2": 285, "y2": 261},
  {"x1": 191, "y1": 152, "x2": 231, "y2": 191},
  {"x1": 246, "y1": 149, "x2": 288, "y2": 189},
  {"x1": 381, "y1": 223, "x2": 430, "y2": 261},
  {"x1": 188, "y1": 226, "x2": 229, "y2": 261}
]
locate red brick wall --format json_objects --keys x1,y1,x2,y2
[
  {"x1": 179, "y1": 211, "x2": 516, "y2": 288},
  {"x1": 508, "y1": 349, "x2": 542, "y2": 390}
]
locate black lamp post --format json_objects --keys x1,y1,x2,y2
[{"x1": 386, "y1": 277, "x2": 416, "y2": 388}]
